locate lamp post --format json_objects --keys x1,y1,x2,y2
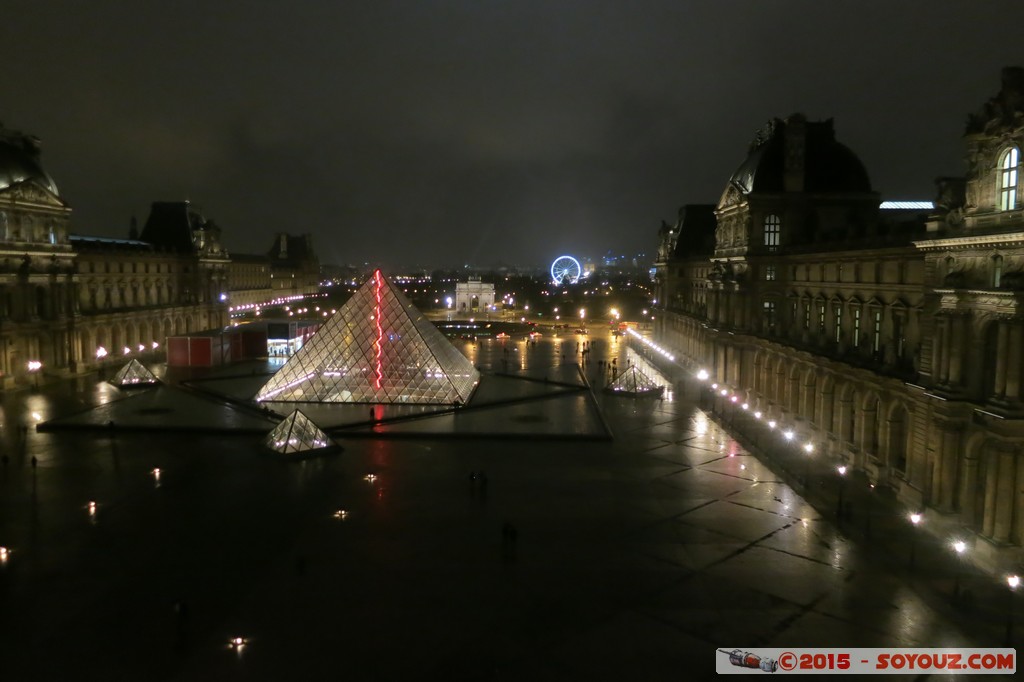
[
  {"x1": 908, "y1": 513, "x2": 922, "y2": 568},
  {"x1": 836, "y1": 465, "x2": 848, "y2": 520},
  {"x1": 802, "y1": 442, "x2": 814, "y2": 488},
  {"x1": 26, "y1": 360, "x2": 42, "y2": 390},
  {"x1": 1007, "y1": 574, "x2": 1020, "y2": 646},
  {"x1": 952, "y1": 540, "x2": 967, "y2": 600}
]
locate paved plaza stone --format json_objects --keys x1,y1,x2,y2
[{"x1": 0, "y1": 332, "x2": 1017, "y2": 680}]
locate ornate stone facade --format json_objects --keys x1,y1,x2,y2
[
  {"x1": 653, "y1": 70, "x2": 1024, "y2": 571},
  {"x1": 0, "y1": 124, "x2": 320, "y2": 388}
]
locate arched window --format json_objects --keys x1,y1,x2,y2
[
  {"x1": 763, "y1": 215, "x2": 781, "y2": 251},
  {"x1": 999, "y1": 147, "x2": 1019, "y2": 211}
]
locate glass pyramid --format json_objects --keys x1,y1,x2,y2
[
  {"x1": 110, "y1": 358, "x2": 158, "y2": 387},
  {"x1": 265, "y1": 409, "x2": 335, "y2": 454},
  {"x1": 606, "y1": 366, "x2": 664, "y2": 396},
  {"x1": 256, "y1": 270, "x2": 480, "y2": 404}
]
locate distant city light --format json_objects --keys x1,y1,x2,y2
[{"x1": 879, "y1": 200, "x2": 934, "y2": 210}]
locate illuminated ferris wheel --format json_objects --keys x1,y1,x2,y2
[{"x1": 551, "y1": 255, "x2": 582, "y2": 285}]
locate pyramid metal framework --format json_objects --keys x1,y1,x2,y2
[
  {"x1": 256, "y1": 270, "x2": 479, "y2": 404},
  {"x1": 265, "y1": 409, "x2": 335, "y2": 454},
  {"x1": 110, "y1": 358, "x2": 158, "y2": 387},
  {"x1": 606, "y1": 366, "x2": 662, "y2": 395}
]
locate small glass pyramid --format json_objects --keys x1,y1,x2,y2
[
  {"x1": 110, "y1": 358, "x2": 158, "y2": 387},
  {"x1": 605, "y1": 366, "x2": 664, "y2": 396},
  {"x1": 256, "y1": 270, "x2": 480, "y2": 404},
  {"x1": 265, "y1": 409, "x2": 336, "y2": 455}
]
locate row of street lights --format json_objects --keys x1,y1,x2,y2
[{"x1": 697, "y1": 366, "x2": 1022, "y2": 644}]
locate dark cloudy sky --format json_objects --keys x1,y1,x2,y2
[{"x1": 2, "y1": 1, "x2": 1022, "y2": 269}]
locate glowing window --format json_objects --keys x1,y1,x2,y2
[
  {"x1": 999, "y1": 148, "x2": 1019, "y2": 211},
  {"x1": 764, "y1": 215, "x2": 781, "y2": 250},
  {"x1": 834, "y1": 306, "x2": 843, "y2": 343},
  {"x1": 873, "y1": 310, "x2": 882, "y2": 353},
  {"x1": 765, "y1": 265, "x2": 777, "y2": 281}
]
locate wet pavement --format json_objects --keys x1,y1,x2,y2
[{"x1": 0, "y1": 329, "x2": 1017, "y2": 680}]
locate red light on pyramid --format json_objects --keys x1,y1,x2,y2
[{"x1": 374, "y1": 270, "x2": 383, "y2": 390}]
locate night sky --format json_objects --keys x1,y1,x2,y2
[{"x1": 3, "y1": 1, "x2": 1022, "y2": 269}]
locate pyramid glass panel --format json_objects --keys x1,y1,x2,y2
[
  {"x1": 256, "y1": 271, "x2": 480, "y2": 404},
  {"x1": 265, "y1": 409, "x2": 335, "y2": 454},
  {"x1": 110, "y1": 358, "x2": 158, "y2": 387},
  {"x1": 606, "y1": 366, "x2": 662, "y2": 394}
]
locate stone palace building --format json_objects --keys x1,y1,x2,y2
[
  {"x1": 653, "y1": 68, "x2": 1024, "y2": 571},
  {"x1": 0, "y1": 123, "x2": 319, "y2": 389}
]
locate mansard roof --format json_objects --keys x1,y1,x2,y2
[
  {"x1": 267, "y1": 233, "x2": 317, "y2": 269},
  {"x1": 966, "y1": 66, "x2": 1024, "y2": 135},
  {"x1": 139, "y1": 201, "x2": 208, "y2": 253},
  {"x1": 728, "y1": 114, "x2": 872, "y2": 195},
  {"x1": 0, "y1": 125, "x2": 60, "y2": 196},
  {"x1": 672, "y1": 204, "x2": 717, "y2": 259}
]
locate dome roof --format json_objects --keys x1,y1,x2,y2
[
  {"x1": 0, "y1": 127, "x2": 60, "y2": 196},
  {"x1": 728, "y1": 115, "x2": 871, "y2": 195}
]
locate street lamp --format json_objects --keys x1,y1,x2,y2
[
  {"x1": 836, "y1": 466, "x2": 848, "y2": 520},
  {"x1": 26, "y1": 360, "x2": 42, "y2": 390},
  {"x1": 1006, "y1": 574, "x2": 1020, "y2": 645},
  {"x1": 909, "y1": 513, "x2": 922, "y2": 568},
  {"x1": 952, "y1": 540, "x2": 967, "y2": 599}
]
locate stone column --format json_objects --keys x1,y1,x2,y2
[
  {"x1": 1015, "y1": 453, "x2": 1024, "y2": 546},
  {"x1": 982, "y1": 450, "x2": 998, "y2": 537},
  {"x1": 994, "y1": 321, "x2": 1009, "y2": 398},
  {"x1": 939, "y1": 424, "x2": 960, "y2": 511},
  {"x1": 1006, "y1": 322, "x2": 1022, "y2": 400},
  {"x1": 948, "y1": 315, "x2": 965, "y2": 386},
  {"x1": 958, "y1": 453, "x2": 980, "y2": 527},
  {"x1": 993, "y1": 446, "x2": 1016, "y2": 543},
  {"x1": 936, "y1": 317, "x2": 949, "y2": 384}
]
